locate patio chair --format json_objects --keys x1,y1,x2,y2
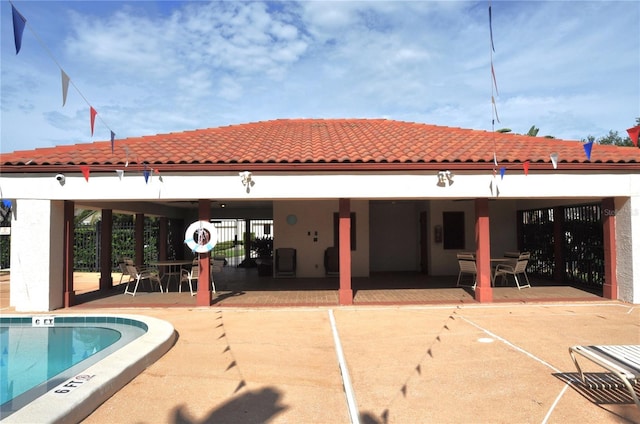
[
  {"x1": 211, "y1": 259, "x2": 225, "y2": 293},
  {"x1": 569, "y1": 345, "x2": 640, "y2": 409},
  {"x1": 275, "y1": 248, "x2": 296, "y2": 278},
  {"x1": 492, "y1": 252, "x2": 531, "y2": 289},
  {"x1": 456, "y1": 253, "x2": 477, "y2": 290},
  {"x1": 178, "y1": 260, "x2": 198, "y2": 296},
  {"x1": 124, "y1": 264, "x2": 163, "y2": 296},
  {"x1": 117, "y1": 257, "x2": 134, "y2": 285}
]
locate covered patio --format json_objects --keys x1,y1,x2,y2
[{"x1": 62, "y1": 269, "x2": 603, "y2": 309}]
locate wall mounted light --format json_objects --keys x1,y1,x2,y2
[
  {"x1": 436, "y1": 170, "x2": 454, "y2": 187},
  {"x1": 240, "y1": 171, "x2": 254, "y2": 193},
  {"x1": 55, "y1": 173, "x2": 66, "y2": 186}
]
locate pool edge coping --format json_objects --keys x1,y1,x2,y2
[{"x1": 1, "y1": 314, "x2": 176, "y2": 424}]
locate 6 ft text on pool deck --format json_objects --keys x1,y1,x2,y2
[{"x1": 32, "y1": 316, "x2": 55, "y2": 326}]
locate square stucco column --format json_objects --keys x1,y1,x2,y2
[
  {"x1": 10, "y1": 199, "x2": 64, "y2": 311},
  {"x1": 474, "y1": 198, "x2": 493, "y2": 303},
  {"x1": 615, "y1": 195, "x2": 640, "y2": 304}
]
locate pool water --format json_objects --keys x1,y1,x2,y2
[
  {"x1": 0, "y1": 316, "x2": 147, "y2": 419},
  {"x1": 0, "y1": 326, "x2": 121, "y2": 405}
]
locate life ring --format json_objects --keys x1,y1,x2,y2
[{"x1": 184, "y1": 220, "x2": 218, "y2": 253}]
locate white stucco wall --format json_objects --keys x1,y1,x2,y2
[
  {"x1": 9, "y1": 199, "x2": 64, "y2": 311},
  {"x1": 615, "y1": 195, "x2": 639, "y2": 303},
  {"x1": 369, "y1": 201, "x2": 424, "y2": 272},
  {"x1": 2, "y1": 171, "x2": 638, "y2": 201},
  {"x1": 273, "y1": 200, "x2": 369, "y2": 278}
]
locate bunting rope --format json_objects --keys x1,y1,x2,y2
[
  {"x1": 488, "y1": 1, "x2": 501, "y2": 196},
  {"x1": 10, "y1": 1, "x2": 117, "y2": 152}
]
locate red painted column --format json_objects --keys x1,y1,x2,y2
[
  {"x1": 196, "y1": 199, "x2": 212, "y2": 306},
  {"x1": 474, "y1": 198, "x2": 493, "y2": 302},
  {"x1": 135, "y1": 213, "x2": 144, "y2": 267},
  {"x1": 338, "y1": 198, "x2": 353, "y2": 305},
  {"x1": 602, "y1": 198, "x2": 617, "y2": 299},
  {"x1": 99, "y1": 209, "x2": 113, "y2": 291},
  {"x1": 63, "y1": 201, "x2": 75, "y2": 307}
]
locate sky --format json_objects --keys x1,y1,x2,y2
[{"x1": 1, "y1": 0, "x2": 638, "y2": 154}]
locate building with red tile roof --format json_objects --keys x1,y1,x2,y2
[{"x1": 1, "y1": 119, "x2": 639, "y2": 310}]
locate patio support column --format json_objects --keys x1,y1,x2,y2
[
  {"x1": 159, "y1": 217, "x2": 168, "y2": 261},
  {"x1": 171, "y1": 218, "x2": 185, "y2": 259},
  {"x1": 135, "y1": 213, "x2": 144, "y2": 266},
  {"x1": 553, "y1": 206, "x2": 564, "y2": 283},
  {"x1": 338, "y1": 198, "x2": 353, "y2": 305},
  {"x1": 602, "y1": 198, "x2": 617, "y2": 299},
  {"x1": 63, "y1": 200, "x2": 75, "y2": 307},
  {"x1": 99, "y1": 209, "x2": 113, "y2": 291},
  {"x1": 244, "y1": 218, "x2": 251, "y2": 264},
  {"x1": 196, "y1": 199, "x2": 212, "y2": 306},
  {"x1": 474, "y1": 198, "x2": 492, "y2": 302}
]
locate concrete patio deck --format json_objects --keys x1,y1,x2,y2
[{"x1": 2, "y1": 272, "x2": 639, "y2": 423}]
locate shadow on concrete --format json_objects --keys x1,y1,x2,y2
[
  {"x1": 554, "y1": 372, "x2": 640, "y2": 423},
  {"x1": 170, "y1": 387, "x2": 287, "y2": 424}
]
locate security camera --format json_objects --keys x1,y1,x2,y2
[{"x1": 55, "y1": 174, "x2": 65, "y2": 185}]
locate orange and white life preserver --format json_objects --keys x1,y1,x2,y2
[{"x1": 184, "y1": 220, "x2": 218, "y2": 253}]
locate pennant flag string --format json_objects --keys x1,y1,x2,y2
[
  {"x1": 491, "y1": 63, "x2": 499, "y2": 96},
  {"x1": 489, "y1": 0, "x2": 500, "y2": 175},
  {"x1": 9, "y1": 1, "x2": 117, "y2": 146}
]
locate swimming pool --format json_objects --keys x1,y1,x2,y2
[{"x1": 0, "y1": 314, "x2": 175, "y2": 423}]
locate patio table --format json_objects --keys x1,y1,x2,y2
[{"x1": 150, "y1": 260, "x2": 193, "y2": 292}]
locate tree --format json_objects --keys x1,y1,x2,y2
[
  {"x1": 496, "y1": 125, "x2": 554, "y2": 138},
  {"x1": 584, "y1": 117, "x2": 640, "y2": 148}
]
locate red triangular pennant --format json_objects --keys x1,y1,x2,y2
[
  {"x1": 626, "y1": 125, "x2": 640, "y2": 147},
  {"x1": 90, "y1": 107, "x2": 97, "y2": 136},
  {"x1": 523, "y1": 161, "x2": 530, "y2": 176},
  {"x1": 80, "y1": 166, "x2": 90, "y2": 181}
]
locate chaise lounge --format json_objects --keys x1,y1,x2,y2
[{"x1": 569, "y1": 344, "x2": 640, "y2": 409}]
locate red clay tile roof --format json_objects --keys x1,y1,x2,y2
[{"x1": 1, "y1": 119, "x2": 639, "y2": 172}]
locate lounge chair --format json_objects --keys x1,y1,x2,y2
[{"x1": 569, "y1": 345, "x2": 640, "y2": 409}]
